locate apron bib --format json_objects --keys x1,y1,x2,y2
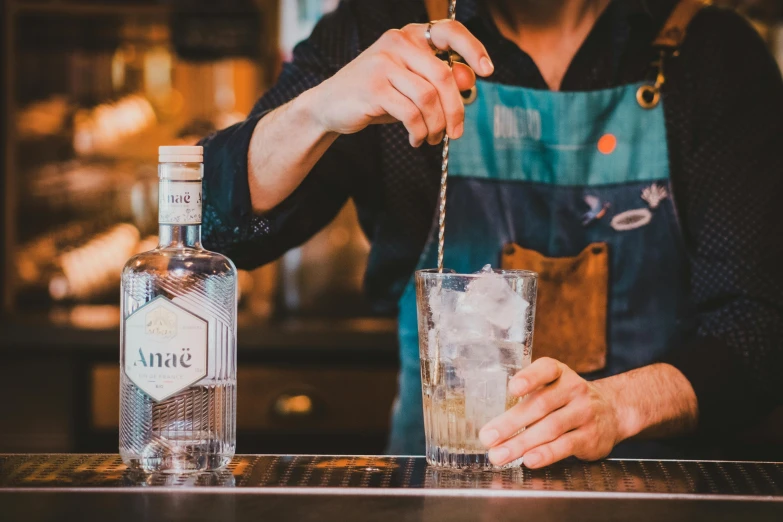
[{"x1": 388, "y1": 79, "x2": 692, "y2": 456}]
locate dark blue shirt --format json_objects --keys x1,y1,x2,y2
[{"x1": 200, "y1": 0, "x2": 783, "y2": 433}]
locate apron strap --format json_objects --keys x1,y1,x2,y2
[
  {"x1": 653, "y1": 0, "x2": 710, "y2": 50},
  {"x1": 638, "y1": 0, "x2": 709, "y2": 108}
]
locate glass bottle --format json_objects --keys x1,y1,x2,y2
[{"x1": 120, "y1": 145, "x2": 237, "y2": 473}]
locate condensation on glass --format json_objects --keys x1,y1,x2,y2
[{"x1": 416, "y1": 268, "x2": 538, "y2": 471}]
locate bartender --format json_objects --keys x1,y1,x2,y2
[{"x1": 200, "y1": 0, "x2": 783, "y2": 467}]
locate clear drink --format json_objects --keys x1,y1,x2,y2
[
  {"x1": 416, "y1": 267, "x2": 537, "y2": 471},
  {"x1": 120, "y1": 146, "x2": 237, "y2": 473}
]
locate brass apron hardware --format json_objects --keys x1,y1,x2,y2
[
  {"x1": 636, "y1": 84, "x2": 661, "y2": 110},
  {"x1": 461, "y1": 85, "x2": 478, "y2": 105},
  {"x1": 638, "y1": 0, "x2": 708, "y2": 109},
  {"x1": 637, "y1": 50, "x2": 667, "y2": 110}
]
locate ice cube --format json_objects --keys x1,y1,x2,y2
[
  {"x1": 427, "y1": 267, "x2": 530, "y2": 360},
  {"x1": 463, "y1": 271, "x2": 529, "y2": 332},
  {"x1": 429, "y1": 285, "x2": 492, "y2": 347},
  {"x1": 427, "y1": 327, "x2": 438, "y2": 354},
  {"x1": 450, "y1": 302, "x2": 491, "y2": 341},
  {"x1": 463, "y1": 364, "x2": 509, "y2": 426},
  {"x1": 427, "y1": 284, "x2": 460, "y2": 321},
  {"x1": 476, "y1": 264, "x2": 494, "y2": 274}
]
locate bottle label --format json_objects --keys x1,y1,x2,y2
[
  {"x1": 124, "y1": 296, "x2": 208, "y2": 402},
  {"x1": 159, "y1": 181, "x2": 202, "y2": 225}
]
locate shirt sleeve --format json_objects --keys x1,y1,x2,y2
[
  {"x1": 660, "y1": 9, "x2": 783, "y2": 433},
  {"x1": 199, "y1": 1, "x2": 376, "y2": 270}
]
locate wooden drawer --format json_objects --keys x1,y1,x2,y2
[
  {"x1": 91, "y1": 364, "x2": 398, "y2": 433},
  {"x1": 237, "y1": 366, "x2": 397, "y2": 432}
]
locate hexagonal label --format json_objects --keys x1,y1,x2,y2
[
  {"x1": 124, "y1": 296, "x2": 208, "y2": 402},
  {"x1": 145, "y1": 306, "x2": 177, "y2": 341}
]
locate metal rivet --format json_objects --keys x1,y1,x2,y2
[
  {"x1": 636, "y1": 84, "x2": 660, "y2": 109},
  {"x1": 461, "y1": 85, "x2": 478, "y2": 105}
]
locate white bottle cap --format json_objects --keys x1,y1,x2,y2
[{"x1": 159, "y1": 145, "x2": 203, "y2": 163}]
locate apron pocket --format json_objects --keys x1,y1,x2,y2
[{"x1": 502, "y1": 242, "x2": 609, "y2": 374}]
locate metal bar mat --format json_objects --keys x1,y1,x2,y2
[{"x1": 1, "y1": 455, "x2": 782, "y2": 496}]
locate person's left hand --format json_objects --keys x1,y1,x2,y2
[{"x1": 478, "y1": 357, "x2": 624, "y2": 469}]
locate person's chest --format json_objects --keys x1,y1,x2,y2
[{"x1": 354, "y1": 0, "x2": 691, "y2": 230}]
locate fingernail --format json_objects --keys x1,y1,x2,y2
[
  {"x1": 480, "y1": 56, "x2": 494, "y2": 75},
  {"x1": 479, "y1": 428, "x2": 499, "y2": 447},
  {"x1": 524, "y1": 452, "x2": 541, "y2": 468},
  {"x1": 510, "y1": 378, "x2": 528, "y2": 396},
  {"x1": 488, "y1": 447, "x2": 509, "y2": 465},
  {"x1": 454, "y1": 122, "x2": 464, "y2": 139}
]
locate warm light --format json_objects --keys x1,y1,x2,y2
[
  {"x1": 111, "y1": 49, "x2": 126, "y2": 91},
  {"x1": 274, "y1": 394, "x2": 313, "y2": 416},
  {"x1": 144, "y1": 46, "x2": 173, "y2": 101}
]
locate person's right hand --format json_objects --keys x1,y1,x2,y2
[{"x1": 303, "y1": 20, "x2": 493, "y2": 147}]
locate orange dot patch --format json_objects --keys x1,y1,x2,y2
[{"x1": 598, "y1": 134, "x2": 617, "y2": 155}]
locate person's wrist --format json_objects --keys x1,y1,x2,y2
[
  {"x1": 594, "y1": 376, "x2": 642, "y2": 444},
  {"x1": 293, "y1": 87, "x2": 339, "y2": 140}
]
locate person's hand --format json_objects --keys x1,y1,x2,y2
[
  {"x1": 478, "y1": 357, "x2": 625, "y2": 469},
  {"x1": 302, "y1": 20, "x2": 494, "y2": 147}
]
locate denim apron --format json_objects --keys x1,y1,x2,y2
[{"x1": 387, "y1": 76, "x2": 693, "y2": 456}]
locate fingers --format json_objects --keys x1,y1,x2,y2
[
  {"x1": 365, "y1": 24, "x2": 487, "y2": 142},
  {"x1": 403, "y1": 21, "x2": 493, "y2": 77},
  {"x1": 522, "y1": 430, "x2": 585, "y2": 469},
  {"x1": 394, "y1": 48, "x2": 464, "y2": 139},
  {"x1": 384, "y1": 25, "x2": 481, "y2": 138},
  {"x1": 453, "y1": 62, "x2": 477, "y2": 92},
  {"x1": 479, "y1": 378, "x2": 570, "y2": 448},
  {"x1": 378, "y1": 85, "x2": 429, "y2": 147},
  {"x1": 387, "y1": 68, "x2": 447, "y2": 145},
  {"x1": 508, "y1": 357, "x2": 564, "y2": 397},
  {"x1": 328, "y1": 24, "x2": 486, "y2": 138},
  {"x1": 486, "y1": 403, "x2": 586, "y2": 467}
]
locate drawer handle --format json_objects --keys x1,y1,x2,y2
[{"x1": 274, "y1": 393, "x2": 314, "y2": 417}]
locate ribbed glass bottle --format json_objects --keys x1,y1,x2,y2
[{"x1": 120, "y1": 146, "x2": 237, "y2": 473}]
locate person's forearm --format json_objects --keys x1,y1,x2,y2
[
  {"x1": 247, "y1": 89, "x2": 339, "y2": 213},
  {"x1": 595, "y1": 363, "x2": 699, "y2": 442}
]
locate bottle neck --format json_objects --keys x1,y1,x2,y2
[
  {"x1": 158, "y1": 224, "x2": 202, "y2": 249},
  {"x1": 157, "y1": 161, "x2": 204, "y2": 249}
]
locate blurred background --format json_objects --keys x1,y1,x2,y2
[{"x1": 0, "y1": 0, "x2": 782, "y2": 457}]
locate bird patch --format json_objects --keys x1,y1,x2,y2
[{"x1": 581, "y1": 195, "x2": 611, "y2": 226}]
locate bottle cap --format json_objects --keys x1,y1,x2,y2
[{"x1": 159, "y1": 145, "x2": 203, "y2": 163}]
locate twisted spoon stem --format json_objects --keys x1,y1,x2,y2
[
  {"x1": 436, "y1": 0, "x2": 457, "y2": 273},
  {"x1": 432, "y1": 0, "x2": 458, "y2": 387}
]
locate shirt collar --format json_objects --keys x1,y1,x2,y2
[
  {"x1": 455, "y1": 0, "x2": 657, "y2": 25},
  {"x1": 451, "y1": 0, "x2": 668, "y2": 91}
]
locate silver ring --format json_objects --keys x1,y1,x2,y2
[{"x1": 425, "y1": 20, "x2": 445, "y2": 53}]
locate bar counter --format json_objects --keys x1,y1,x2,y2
[{"x1": 2, "y1": 454, "x2": 783, "y2": 521}]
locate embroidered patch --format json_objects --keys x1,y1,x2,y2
[
  {"x1": 641, "y1": 183, "x2": 668, "y2": 209},
  {"x1": 581, "y1": 195, "x2": 611, "y2": 226},
  {"x1": 597, "y1": 134, "x2": 617, "y2": 155},
  {"x1": 611, "y1": 208, "x2": 652, "y2": 231}
]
